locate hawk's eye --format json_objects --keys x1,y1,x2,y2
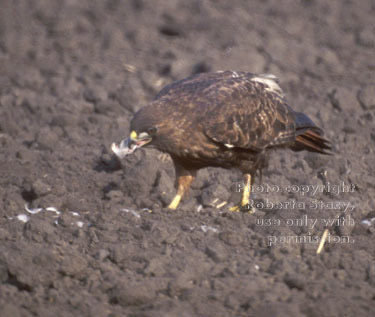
[{"x1": 147, "y1": 127, "x2": 157, "y2": 135}]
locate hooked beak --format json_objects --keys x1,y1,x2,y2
[{"x1": 111, "y1": 130, "x2": 152, "y2": 158}]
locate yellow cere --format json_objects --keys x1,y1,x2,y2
[{"x1": 130, "y1": 131, "x2": 137, "y2": 140}]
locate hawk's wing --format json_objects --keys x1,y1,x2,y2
[
  {"x1": 200, "y1": 73, "x2": 298, "y2": 151},
  {"x1": 154, "y1": 71, "x2": 239, "y2": 101},
  {"x1": 154, "y1": 71, "x2": 271, "y2": 101}
]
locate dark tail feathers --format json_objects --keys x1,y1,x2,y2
[{"x1": 291, "y1": 112, "x2": 332, "y2": 155}]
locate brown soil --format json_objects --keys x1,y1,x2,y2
[{"x1": 1, "y1": 1, "x2": 374, "y2": 316}]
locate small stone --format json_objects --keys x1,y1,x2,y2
[
  {"x1": 59, "y1": 254, "x2": 88, "y2": 277},
  {"x1": 205, "y1": 242, "x2": 228, "y2": 263},
  {"x1": 97, "y1": 249, "x2": 110, "y2": 261},
  {"x1": 368, "y1": 264, "x2": 375, "y2": 286},
  {"x1": 36, "y1": 127, "x2": 59, "y2": 151},
  {"x1": 358, "y1": 86, "x2": 375, "y2": 109},
  {"x1": 0, "y1": 260, "x2": 9, "y2": 283},
  {"x1": 111, "y1": 281, "x2": 156, "y2": 306},
  {"x1": 284, "y1": 273, "x2": 305, "y2": 290},
  {"x1": 357, "y1": 28, "x2": 375, "y2": 47},
  {"x1": 32, "y1": 179, "x2": 51, "y2": 196},
  {"x1": 219, "y1": 231, "x2": 243, "y2": 246},
  {"x1": 167, "y1": 273, "x2": 194, "y2": 297},
  {"x1": 83, "y1": 86, "x2": 107, "y2": 103},
  {"x1": 328, "y1": 88, "x2": 358, "y2": 113}
]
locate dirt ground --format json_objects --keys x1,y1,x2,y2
[{"x1": 1, "y1": 0, "x2": 374, "y2": 316}]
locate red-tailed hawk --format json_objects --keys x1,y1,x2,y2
[{"x1": 112, "y1": 71, "x2": 331, "y2": 211}]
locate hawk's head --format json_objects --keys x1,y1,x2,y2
[{"x1": 111, "y1": 104, "x2": 167, "y2": 158}]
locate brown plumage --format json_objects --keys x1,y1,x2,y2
[{"x1": 112, "y1": 71, "x2": 332, "y2": 210}]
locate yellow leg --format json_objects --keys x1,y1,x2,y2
[
  {"x1": 241, "y1": 174, "x2": 251, "y2": 206},
  {"x1": 167, "y1": 173, "x2": 195, "y2": 210},
  {"x1": 168, "y1": 194, "x2": 182, "y2": 210},
  {"x1": 229, "y1": 174, "x2": 254, "y2": 213}
]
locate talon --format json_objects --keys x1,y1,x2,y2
[
  {"x1": 229, "y1": 205, "x2": 241, "y2": 212},
  {"x1": 230, "y1": 173, "x2": 255, "y2": 213},
  {"x1": 229, "y1": 204, "x2": 255, "y2": 213},
  {"x1": 216, "y1": 201, "x2": 228, "y2": 209}
]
